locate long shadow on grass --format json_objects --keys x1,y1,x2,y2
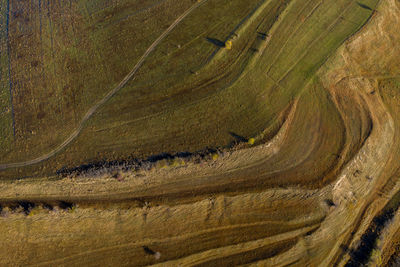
[
  {"x1": 206, "y1": 37, "x2": 225, "y2": 47},
  {"x1": 229, "y1": 131, "x2": 248, "y2": 143},
  {"x1": 357, "y1": 2, "x2": 373, "y2": 11}
]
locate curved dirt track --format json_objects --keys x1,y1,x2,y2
[{"x1": 0, "y1": 0, "x2": 207, "y2": 171}]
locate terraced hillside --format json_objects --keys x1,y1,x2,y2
[{"x1": 0, "y1": 0, "x2": 399, "y2": 265}]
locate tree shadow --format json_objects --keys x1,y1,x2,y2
[
  {"x1": 229, "y1": 132, "x2": 248, "y2": 143},
  {"x1": 18, "y1": 201, "x2": 35, "y2": 215},
  {"x1": 257, "y1": 31, "x2": 268, "y2": 40},
  {"x1": 206, "y1": 37, "x2": 225, "y2": 47},
  {"x1": 357, "y1": 2, "x2": 373, "y2": 11}
]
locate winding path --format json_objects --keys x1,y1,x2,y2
[{"x1": 0, "y1": 0, "x2": 207, "y2": 171}]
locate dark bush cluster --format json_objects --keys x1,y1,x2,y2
[
  {"x1": 0, "y1": 201, "x2": 75, "y2": 216},
  {"x1": 56, "y1": 148, "x2": 222, "y2": 178},
  {"x1": 345, "y1": 207, "x2": 398, "y2": 267}
]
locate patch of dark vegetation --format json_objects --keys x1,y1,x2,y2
[
  {"x1": 57, "y1": 159, "x2": 134, "y2": 177},
  {"x1": 56, "y1": 147, "x2": 221, "y2": 178},
  {"x1": 0, "y1": 201, "x2": 75, "y2": 215},
  {"x1": 42, "y1": 203, "x2": 54, "y2": 211},
  {"x1": 340, "y1": 244, "x2": 350, "y2": 253},
  {"x1": 59, "y1": 201, "x2": 74, "y2": 210},
  {"x1": 324, "y1": 199, "x2": 336, "y2": 207},
  {"x1": 345, "y1": 190, "x2": 400, "y2": 266},
  {"x1": 147, "y1": 153, "x2": 175, "y2": 163},
  {"x1": 175, "y1": 151, "x2": 192, "y2": 158},
  {"x1": 9, "y1": 204, "x2": 20, "y2": 212},
  {"x1": 112, "y1": 172, "x2": 122, "y2": 180},
  {"x1": 387, "y1": 251, "x2": 400, "y2": 267},
  {"x1": 18, "y1": 201, "x2": 35, "y2": 215},
  {"x1": 143, "y1": 246, "x2": 156, "y2": 255}
]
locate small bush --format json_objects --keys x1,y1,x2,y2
[
  {"x1": 248, "y1": 138, "x2": 255, "y2": 145},
  {"x1": 170, "y1": 158, "x2": 185, "y2": 168},
  {"x1": 225, "y1": 40, "x2": 232, "y2": 50},
  {"x1": 156, "y1": 159, "x2": 168, "y2": 169}
]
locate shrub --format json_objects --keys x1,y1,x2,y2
[
  {"x1": 212, "y1": 153, "x2": 219, "y2": 161},
  {"x1": 225, "y1": 40, "x2": 232, "y2": 50}
]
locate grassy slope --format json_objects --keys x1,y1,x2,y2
[
  {"x1": 1, "y1": 0, "x2": 195, "y2": 162},
  {"x1": 2, "y1": 0, "x2": 378, "y2": 180},
  {"x1": 0, "y1": 0, "x2": 378, "y2": 181},
  {"x1": 0, "y1": 0, "x2": 13, "y2": 155}
]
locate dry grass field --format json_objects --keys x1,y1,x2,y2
[{"x1": 0, "y1": 0, "x2": 399, "y2": 266}]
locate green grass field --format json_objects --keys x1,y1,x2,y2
[
  {"x1": 0, "y1": 0, "x2": 14, "y2": 155},
  {"x1": 0, "y1": 0, "x2": 378, "y2": 179}
]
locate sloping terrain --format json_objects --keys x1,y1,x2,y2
[{"x1": 0, "y1": 0, "x2": 399, "y2": 266}]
